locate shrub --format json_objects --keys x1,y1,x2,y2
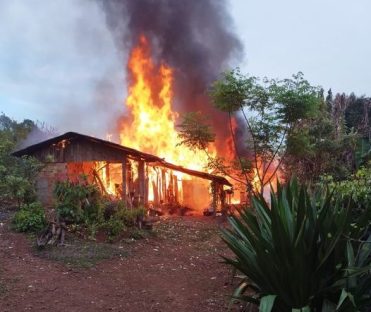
[
  {"x1": 319, "y1": 164, "x2": 371, "y2": 236},
  {"x1": 334, "y1": 165, "x2": 370, "y2": 222},
  {"x1": 221, "y1": 178, "x2": 369, "y2": 311},
  {"x1": 128, "y1": 227, "x2": 148, "y2": 240},
  {"x1": 116, "y1": 206, "x2": 146, "y2": 227},
  {"x1": 101, "y1": 217, "x2": 125, "y2": 242},
  {"x1": 12, "y1": 202, "x2": 46, "y2": 232},
  {"x1": 0, "y1": 156, "x2": 42, "y2": 207},
  {"x1": 83, "y1": 191, "x2": 104, "y2": 224},
  {"x1": 103, "y1": 199, "x2": 125, "y2": 220},
  {"x1": 54, "y1": 180, "x2": 103, "y2": 224}
]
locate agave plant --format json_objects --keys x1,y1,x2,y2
[
  {"x1": 221, "y1": 178, "x2": 360, "y2": 311},
  {"x1": 335, "y1": 236, "x2": 371, "y2": 311}
]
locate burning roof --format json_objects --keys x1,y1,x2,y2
[{"x1": 13, "y1": 131, "x2": 231, "y2": 186}]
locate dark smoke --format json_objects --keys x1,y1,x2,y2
[{"x1": 98, "y1": 0, "x2": 243, "y2": 155}]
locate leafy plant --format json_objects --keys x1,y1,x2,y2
[
  {"x1": 12, "y1": 202, "x2": 46, "y2": 232},
  {"x1": 116, "y1": 206, "x2": 146, "y2": 227},
  {"x1": 0, "y1": 157, "x2": 42, "y2": 207},
  {"x1": 319, "y1": 164, "x2": 371, "y2": 235},
  {"x1": 334, "y1": 237, "x2": 371, "y2": 311},
  {"x1": 221, "y1": 178, "x2": 362, "y2": 311},
  {"x1": 179, "y1": 70, "x2": 324, "y2": 193},
  {"x1": 0, "y1": 114, "x2": 46, "y2": 207},
  {"x1": 54, "y1": 180, "x2": 103, "y2": 223},
  {"x1": 128, "y1": 227, "x2": 148, "y2": 240},
  {"x1": 101, "y1": 217, "x2": 125, "y2": 242}
]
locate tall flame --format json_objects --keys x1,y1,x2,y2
[{"x1": 119, "y1": 35, "x2": 212, "y2": 171}]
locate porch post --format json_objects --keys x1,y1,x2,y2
[
  {"x1": 138, "y1": 159, "x2": 145, "y2": 204},
  {"x1": 121, "y1": 154, "x2": 127, "y2": 200}
]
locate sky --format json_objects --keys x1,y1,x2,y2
[
  {"x1": 0, "y1": 0, "x2": 370, "y2": 136},
  {"x1": 229, "y1": 0, "x2": 371, "y2": 95}
]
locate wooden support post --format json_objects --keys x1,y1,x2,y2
[
  {"x1": 152, "y1": 180, "x2": 159, "y2": 205},
  {"x1": 161, "y1": 169, "x2": 166, "y2": 203},
  {"x1": 105, "y1": 162, "x2": 110, "y2": 189},
  {"x1": 121, "y1": 155, "x2": 127, "y2": 200},
  {"x1": 144, "y1": 163, "x2": 149, "y2": 206},
  {"x1": 211, "y1": 181, "x2": 218, "y2": 216},
  {"x1": 153, "y1": 167, "x2": 159, "y2": 205},
  {"x1": 173, "y1": 175, "x2": 178, "y2": 203},
  {"x1": 168, "y1": 171, "x2": 174, "y2": 203},
  {"x1": 138, "y1": 159, "x2": 145, "y2": 205}
]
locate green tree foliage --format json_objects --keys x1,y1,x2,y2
[
  {"x1": 0, "y1": 113, "x2": 53, "y2": 234},
  {"x1": 179, "y1": 70, "x2": 322, "y2": 191},
  {"x1": 177, "y1": 112, "x2": 215, "y2": 151},
  {"x1": 221, "y1": 178, "x2": 371, "y2": 311},
  {"x1": 0, "y1": 113, "x2": 44, "y2": 207},
  {"x1": 284, "y1": 89, "x2": 360, "y2": 182},
  {"x1": 344, "y1": 96, "x2": 371, "y2": 166},
  {"x1": 345, "y1": 96, "x2": 370, "y2": 138},
  {"x1": 179, "y1": 70, "x2": 370, "y2": 186}
]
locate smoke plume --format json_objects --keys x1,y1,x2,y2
[{"x1": 98, "y1": 0, "x2": 243, "y2": 155}]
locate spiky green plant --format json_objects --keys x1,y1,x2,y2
[
  {"x1": 221, "y1": 178, "x2": 356, "y2": 311},
  {"x1": 337, "y1": 236, "x2": 371, "y2": 311}
]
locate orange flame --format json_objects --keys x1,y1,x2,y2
[{"x1": 119, "y1": 35, "x2": 213, "y2": 171}]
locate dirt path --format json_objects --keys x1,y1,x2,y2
[{"x1": 0, "y1": 216, "x2": 239, "y2": 312}]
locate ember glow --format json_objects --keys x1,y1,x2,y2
[{"x1": 119, "y1": 35, "x2": 213, "y2": 171}]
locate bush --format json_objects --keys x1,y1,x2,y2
[
  {"x1": 128, "y1": 228, "x2": 148, "y2": 240},
  {"x1": 116, "y1": 206, "x2": 146, "y2": 227},
  {"x1": 103, "y1": 199, "x2": 125, "y2": 220},
  {"x1": 101, "y1": 217, "x2": 125, "y2": 242},
  {"x1": 221, "y1": 178, "x2": 370, "y2": 311},
  {"x1": 0, "y1": 156, "x2": 42, "y2": 207},
  {"x1": 12, "y1": 202, "x2": 46, "y2": 232},
  {"x1": 54, "y1": 180, "x2": 103, "y2": 224},
  {"x1": 319, "y1": 164, "x2": 371, "y2": 235}
]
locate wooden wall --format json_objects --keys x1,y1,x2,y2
[{"x1": 29, "y1": 138, "x2": 127, "y2": 163}]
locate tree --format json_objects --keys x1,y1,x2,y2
[
  {"x1": 344, "y1": 96, "x2": 371, "y2": 167},
  {"x1": 283, "y1": 89, "x2": 362, "y2": 182},
  {"x1": 179, "y1": 70, "x2": 321, "y2": 193},
  {"x1": 0, "y1": 114, "x2": 45, "y2": 206}
]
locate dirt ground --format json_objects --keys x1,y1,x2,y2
[{"x1": 0, "y1": 213, "x2": 242, "y2": 312}]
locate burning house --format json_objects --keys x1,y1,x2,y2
[
  {"x1": 13, "y1": 1, "x2": 245, "y2": 214},
  {"x1": 13, "y1": 132, "x2": 232, "y2": 215}
]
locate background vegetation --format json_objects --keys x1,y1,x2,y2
[
  {"x1": 179, "y1": 70, "x2": 370, "y2": 191},
  {"x1": 178, "y1": 70, "x2": 370, "y2": 311}
]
